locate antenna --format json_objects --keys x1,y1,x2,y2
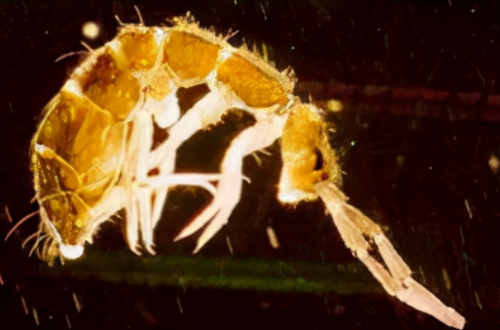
[{"x1": 134, "y1": 5, "x2": 145, "y2": 26}]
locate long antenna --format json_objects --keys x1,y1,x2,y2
[{"x1": 134, "y1": 5, "x2": 144, "y2": 26}]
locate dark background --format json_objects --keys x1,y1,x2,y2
[{"x1": 1, "y1": 0, "x2": 500, "y2": 329}]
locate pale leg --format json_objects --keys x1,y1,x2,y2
[
  {"x1": 111, "y1": 110, "x2": 154, "y2": 254},
  {"x1": 147, "y1": 90, "x2": 228, "y2": 230},
  {"x1": 122, "y1": 193, "x2": 139, "y2": 254},
  {"x1": 314, "y1": 181, "x2": 465, "y2": 329},
  {"x1": 118, "y1": 108, "x2": 225, "y2": 254},
  {"x1": 133, "y1": 111, "x2": 155, "y2": 253},
  {"x1": 175, "y1": 113, "x2": 289, "y2": 253},
  {"x1": 140, "y1": 173, "x2": 225, "y2": 196}
]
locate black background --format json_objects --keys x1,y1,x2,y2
[{"x1": 1, "y1": 1, "x2": 500, "y2": 329}]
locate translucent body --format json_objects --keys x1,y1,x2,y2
[
  {"x1": 31, "y1": 19, "x2": 297, "y2": 259},
  {"x1": 29, "y1": 16, "x2": 464, "y2": 329}
]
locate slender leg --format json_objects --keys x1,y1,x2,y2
[
  {"x1": 140, "y1": 173, "x2": 225, "y2": 196},
  {"x1": 120, "y1": 113, "x2": 143, "y2": 254},
  {"x1": 133, "y1": 111, "x2": 155, "y2": 253},
  {"x1": 175, "y1": 113, "x2": 289, "y2": 252},
  {"x1": 147, "y1": 90, "x2": 229, "y2": 230},
  {"x1": 314, "y1": 181, "x2": 465, "y2": 329},
  {"x1": 116, "y1": 105, "x2": 228, "y2": 254},
  {"x1": 125, "y1": 192, "x2": 141, "y2": 255},
  {"x1": 120, "y1": 108, "x2": 227, "y2": 253}
]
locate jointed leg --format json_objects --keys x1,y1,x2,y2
[
  {"x1": 132, "y1": 111, "x2": 156, "y2": 253},
  {"x1": 125, "y1": 192, "x2": 141, "y2": 254},
  {"x1": 140, "y1": 173, "x2": 228, "y2": 196},
  {"x1": 314, "y1": 181, "x2": 465, "y2": 329},
  {"x1": 147, "y1": 90, "x2": 229, "y2": 230},
  {"x1": 175, "y1": 113, "x2": 289, "y2": 252},
  {"x1": 122, "y1": 106, "x2": 227, "y2": 254},
  {"x1": 119, "y1": 112, "x2": 150, "y2": 254}
]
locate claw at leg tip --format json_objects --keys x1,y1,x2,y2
[
  {"x1": 192, "y1": 243, "x2": 202, "y2": 254},
  {"x1": 174, "y1": 226, "x2": 194, "y2": 242},
  {"x1": 145, "y1": 245, "x2": 156, "y2": 255},
  {"x1": 130, "y1": 245, "x2": 142, "y2": 256},
  {"x1": 193, "y1": 235, "x2": 212, "y2": 254},
  {"x1": 173, "y1": 232, "x2": 185, "y2": 242}
]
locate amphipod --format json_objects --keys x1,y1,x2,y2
[{"x1": 26, "y1": 14, "x2": 465, "y2": 329}]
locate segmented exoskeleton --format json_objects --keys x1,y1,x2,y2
[{"x1": 27, "y1": 15, "x2": 465, "y2": 329}]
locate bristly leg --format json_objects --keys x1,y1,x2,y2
[{"x1": 175, "y1": 113, "x2": 289, "y2": 252}]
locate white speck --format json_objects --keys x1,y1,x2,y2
[
  {"x1": 429, "y1": 166, "x2": 433, "y2": 170},
  {"x1": 266, "y1": 226, "x2": 280, "y2": 249},
  {"x1": 82, "y1": 21, "x2": 100, "y2": 40},
  {"x1": 259, "y1": 2, "x2": 267, "y2": 20},
  {"x1": 471, "y1": 8, "x2": 476, "y2": 13},
  {"x1": 60, "y1": 244, "x2": 84, "y2": 259},
  {"x1": 73, "y1": 293, "x2": 82, "y2": 313},
  {"x1": 396, "y1": 155, "x2": 405, "y2": 167},
  {"x1": 442, "y1": 268, "x2": 452, "y2": 290},
  {"x1": 33, "y1": 308, "x2": 39, "y2": 326},
  {"x1": 291, "y1": 46, "x2": 295, "y2": 50},
  {"x1": 225, "y1": 236, "x2": 233, "y2": 255},
  {"x1": 474, "y1": 290, "x2": 483, "y2": 309},
  {"x1": 176, "y1": 296, "x2": 184, "y2": 314},
  {"x1": 350, "y1": 141, "x2": 356, "y2": 146},
  {"x1": 465, "y1": 199, "x2": 473, "y2": 219},
  {"x1": 419, "y1": 265, "x2": 427, "y2": 285},
  {"x1": 20, "y1": 295, "x2": 28, "y2": 314},
  {"x1": 45, "y1": 31, "x2": 49, "y2": 35},
  {"x1": 4, "y1": 205, "x2": 13, "y2": 223},
  {"x1": 488, "y1": 154, "x2": 499, "y2": 174},
  {"x1": 327, "y1": 99, "x2": 343, "y2": 112},
  {"x1": 65, "y1": 314, "x2": 72, "y2": 329}
]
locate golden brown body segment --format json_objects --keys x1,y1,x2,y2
[{"x1": 29, "y1": 15, "x2": 465, "y2": 329}]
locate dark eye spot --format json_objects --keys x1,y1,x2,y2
[{"x1": 314, "y1": 148, "x2": 323, "y2": 171}]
